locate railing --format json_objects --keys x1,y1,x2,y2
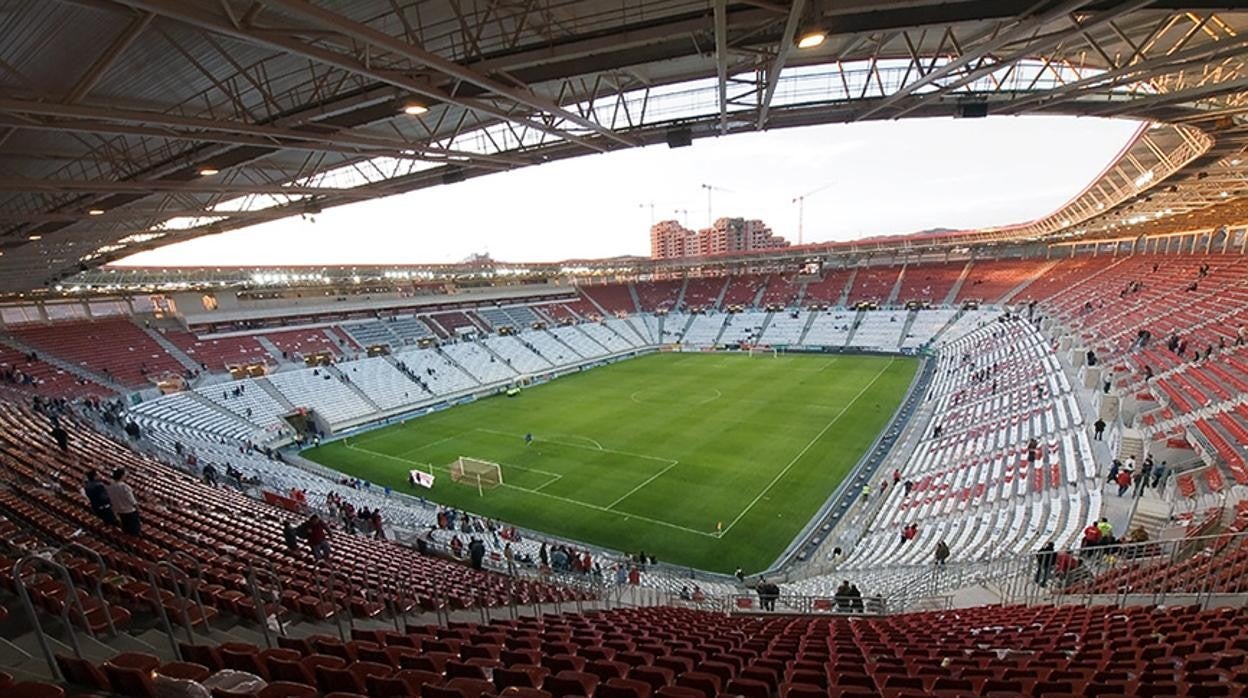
[
  {"x1": 12, "y1": 554, "x2": 89, "y2": 682},
  {"x1": 145, "y1": 554, "x2": 213, "y2": 660},
  {"x1": 245, "y1": 559, "x2": 286, "y2": 649},
  {"x1": 52, "y1": 543, "x2": 119, "y2": 639}
]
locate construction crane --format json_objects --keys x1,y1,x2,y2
[
  {"x1": 792, "y1": 182, "x2": 835, "y2": 244},
  {"x1": 638, "y1": 200, "x2": 685, "y2": 225},
  {"x1": 700, "y1": 183, "x2": 733, "y2": 228}
]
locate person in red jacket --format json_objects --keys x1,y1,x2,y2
[{"x1": 304, "y1": 514, "x2": 331, "y2": 561}]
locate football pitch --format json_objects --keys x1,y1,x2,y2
[{"x1": 304, "y1": 352, "x2": 917, "y2": 573}]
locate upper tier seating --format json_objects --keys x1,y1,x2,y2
[
  {"x1": 635, "y1": 280, "x2": 684, "y2": 313},
  {"x1": 0, "y1": 345, "x2": 109, "y2": 399},
  {"x1": 430, "y1": 312, "x2": 478, "y2": 336},
  {"x1": 681, "y1": 277, "x2": 725, "y2": 310},
  {"x1": 13, "y1": 319, "x2": 184, "y2": 386},
  {"x1": 895, "y1": 263, "x2": 965, "y2": 305},
  {"x1": 800, "y1": 270, "x2": 853, "y2": 305},
  {"x1": 343, "y1": 319, "x2": 399, "y2": 348},
  {"x1": 581, "y1": 284, "x2": 636, "y2": 315},
  {"x1": 478, "y1": 305, "x2": 541, "y2": 329},
  {"x1": 847, "y1": 267, "x2": 902, "y2": 305},
  {"x1": 162, "y1": 330, "x2": 268, "y2": 370},
  {"x1": 758, "y1": 273, "x2": 800, "y2": 307},
  {"x1": 955, "y1": 259, "x2": 1046, "y2": 303},
  {"x1": 263, "y1": 328, "x2": 341, "y2": 359},
  {"x1": 721, "y1": 275, "x2": 765, "y2": 307}
]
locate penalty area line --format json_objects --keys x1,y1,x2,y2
[
  {"x1": 343, "y1": 443, "x2": 714, "y2": 538},
  {"x1": 606, "y1": 459, "x2": 680, "y2": 509}
]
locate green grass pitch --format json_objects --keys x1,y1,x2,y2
[{"x1": 304, "y1": 351, "x2": 916, "y2": 573}]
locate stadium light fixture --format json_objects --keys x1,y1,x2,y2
[
  {"x1": 797, "y1": 0, "x2": 827, "y2": 49},
  {"x1": 27, "y1": 234, "x2": 42, "y2": 241},
  {"x1": 796, "y1": 29, "x2": 826, "y2": 49},
  {"x1": 87, "y1": 209, "x2": 105, "y2": 216},
  {"x1": 402, "y1": 102, "x2": 428, "y2": 116},
  {"x1": 198, "y1": 167, "x2": 220, "y2": 176}
]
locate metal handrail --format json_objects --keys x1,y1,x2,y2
[
  {"x1": 170, "y1": 551, "x2": 212, "y2": 641},
  {"x1": 146, "y1": 560, "x2": 197, "y2": 658},
  {"x1": 53, "y1": 543, "x2": 118, "y2": 638},
  {"x1": 12, "y1": 554, "x2": 90, "y2": 682},
  {"x1": 318, "y1": 563, "x2": 349, "y2": 642},
  {"x1": 245, "y1": 559, "x2": 286, "y2": 649}
]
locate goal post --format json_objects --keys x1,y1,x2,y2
[{"x1": 450, "y1": 457, "x2": 503, "y2": 495}]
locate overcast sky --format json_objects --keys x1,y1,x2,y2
[{"x1": 115, "y1": 116, "x2": 1140, "y2": 267}]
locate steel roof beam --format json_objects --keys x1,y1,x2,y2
[
  {"x1": 0, "y1": 97, "x2": 524, "y2": 167},
  {"x1": 757, "y1": 0, "x2": 805, "y2": 129},
  {"x1": 104, "y1": 0, "x2": 613, "y2": 153}
]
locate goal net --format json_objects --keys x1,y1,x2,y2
[{"x1": 450, "y1": 457, "x2": 503, "y2": 493}]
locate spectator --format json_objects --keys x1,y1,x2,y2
[
  {"x1": 1097, "y1": 517, "x2": 1114, "y2": 542},
  {"x1": 1082, "y1": 521, "x2": 1102, "y2": 554},
  {"x1": 202, "y1": 462, "x2": 218, "y2": 487},
  {"x1": 1106, "y1": 460, "x2": 1121, "y2": 485},
  {"x1": 504, "y1": 543, "x2": 516, "y2": 575},
  {"x1": 282, "y1": 520, "x2": 299, "y2": 552},
  {"x1": 628, "y1": 566, "x2": 640, "y2": 585},
  {"x1": 468, "y1": 537, "x2": 486, "y2": 570},
  {"x1": 1093, "y1": 418, "x2": 1106, "y2": 440},
  {"x1": 835, "y1": 580, "x2": 853, "y2": 612},
  {"x1": 106, "y1": 468, "x2": 141, "y2": 535},
  {"x1": 50, "y1": 422, "x2": 69, "y2": 452},
  {"x1": 83, "y1": 469, "x2": 115, "y2": 525},
  {"x1": 1034, "y1": 542, "x2": 1056, "y2": 586},
  {"x1": 1116, "y1": 469, "x2": 1132, "y2": 496},
  {"x1": 304, "y1": 514, "x2": 331, "y2": 561},
  {"x1": 1152, "y1": 461, "x2": 1169, "y2": 489},
  {"x1": 934, "y1": 540, "x2": 950, "y2": 567},
  {"x1": 848, "y1": 583, "x2": 864, "y2": 613}
]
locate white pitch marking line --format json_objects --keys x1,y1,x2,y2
[
  {"x1": 607, "y1": 459, "x2": 680, "y2": 509},
  {"x1": 343, "y1": 442, "x2": 713, "y2": 537},
  {"x1": 719, "y1": 356, "x2": 896, "y2": 536},
  {"x1": 472, "y1": 427, "x2": 670, "y2": 463}
]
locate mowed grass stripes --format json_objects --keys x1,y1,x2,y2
[{"x1": 304, "y1": 352, "x2": 916, "y2": 573}]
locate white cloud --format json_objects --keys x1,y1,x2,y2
[{"x1": 115, "y1": 115, "x2": 1140, "y2": 267}]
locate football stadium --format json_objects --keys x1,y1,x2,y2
[{"x1": 1, "y1": 1, "x2": 1248, "y2": 697}]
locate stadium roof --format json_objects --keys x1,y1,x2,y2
[{"x1": 1, "y1": 0, "x2": 1247, "y2": 293}]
